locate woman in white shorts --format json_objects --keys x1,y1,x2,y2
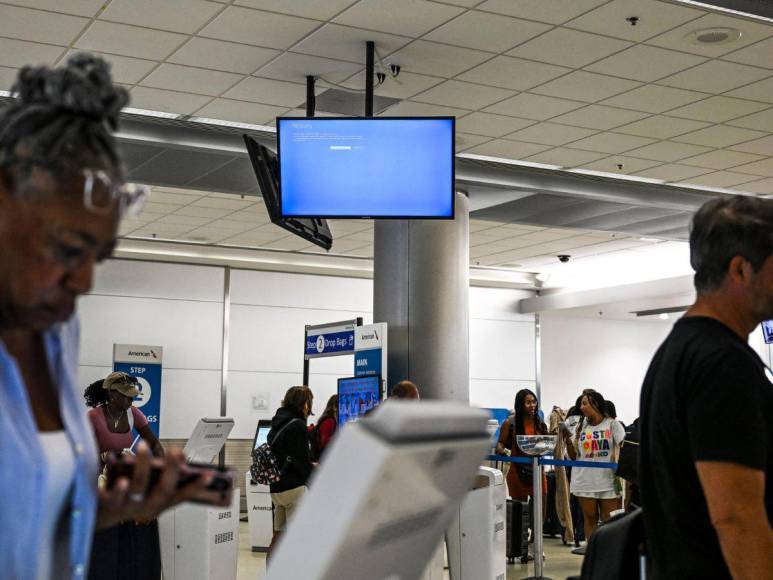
[{"x1": 561, "y1": 389, "x2": 625, "y2": 540}]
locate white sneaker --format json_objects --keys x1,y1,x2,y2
[{"x1": 527, "y1": 544, "x2": 546, "y2": 561}]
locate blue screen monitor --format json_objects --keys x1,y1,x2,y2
[
  {"x1": 337, "y1": 376, "x2": 382, "y2": 427},
  {"x1": 763, "y1": 321, "x2": 773, "y2": 344},
  {"x1": 277, "y1": 117, "x2": 455, "y2": 219}
]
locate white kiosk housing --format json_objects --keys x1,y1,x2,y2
[
  {"x1": 246, "y1": 419, "x2": 273, "y2": 551},
  {"x1": 159, "y1": 418, "x2": 239, "y2": 580},
  {"x1": 265, "y1": 402, "x2": 491, "y2": 580}
]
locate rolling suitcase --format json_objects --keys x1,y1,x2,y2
[
  {"x1": 506, "y1": 499, "x2": 530, "y2": 564},
  {"x1": 543, "y1": 471, "x2": 565, "y2": 539}
]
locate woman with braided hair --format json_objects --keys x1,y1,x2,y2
[{"x1": 0, "y1": 55, "x2": 231, "y2": 580}]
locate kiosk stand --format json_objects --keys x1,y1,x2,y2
[
  {"x1": 159, "y1": 418, "x2": 240, "y2": 580},
  {"x1": 246, "y1": 420, "x2": 273, "y2": 551},
  {"x1": 517, "y1": 435, "x2": 557, "y2": 580}
]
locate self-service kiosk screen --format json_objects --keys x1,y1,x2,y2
[
  {"x1": 337, "y1": 376, "x2": 382, "y2": 427},
  {"x1": 277, "y1": 117, "x2": 455, "y2": 219},
  {"x1": 253, "y1": 420, "x2": 272, "y2": 450},
  {"x1": 763, "y1": 320, "x2": 773, "y2": 344}
]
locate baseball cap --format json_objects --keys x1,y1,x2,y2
[{"x1": 103, "y1": 371, "x2": 140, "y2": 398}]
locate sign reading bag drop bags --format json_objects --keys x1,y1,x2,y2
[{"x1": 113, "y1": 344, "x2": 163, "y2": 440}]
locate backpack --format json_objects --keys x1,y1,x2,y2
[
  {"x1": 578, "y1": 508, "x2": 646, "y2": 580},
  {"x1": 615, "y1": 419, "x2": 640, "y2": 484},
  {"x1": 250, "y1": 419, "x2": 300, "y2": 486}
]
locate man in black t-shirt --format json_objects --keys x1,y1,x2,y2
[{"x1": 640, "y1": 195, "x2": 772, "y2": 580}]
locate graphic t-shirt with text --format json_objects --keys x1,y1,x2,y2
[{"x1": 570, "y1": 417, "x2": 625, "y2": 493}]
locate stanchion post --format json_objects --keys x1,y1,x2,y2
[{"x1": 523, "y1": 456, "x2": 551, "y2": 580}]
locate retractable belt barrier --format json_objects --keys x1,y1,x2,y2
[{"x1": 487, "y1": 454, "x2": 618, "y2": 470}]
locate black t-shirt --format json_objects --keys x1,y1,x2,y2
[{"x1": 640, "y1": 317, "x2": 772, "y2": 580}]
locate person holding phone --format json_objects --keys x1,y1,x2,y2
[{"x1": 0, "y1": 55, "x2": 231, "y2": 580}]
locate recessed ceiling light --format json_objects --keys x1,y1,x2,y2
[
  {"x1": 685, "y1": 27, "x2": 742, "y2": 46},
  {"x1": 659, "y1": 313, "x2": 670, "y2": 320},
  {"x1": 122, "y1": 107, "x2": 181, "y2": 120},
  {"x1": 639, "y1": 237, "x2": 662, "y2": 243}
]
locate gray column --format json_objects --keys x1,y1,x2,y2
[{"x1": 373, "y1": 192, "x2": 470, "y2": 402}]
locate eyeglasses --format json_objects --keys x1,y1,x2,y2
[{"x1": 82, "y1": 169, "x2": 149, "y2": 219}]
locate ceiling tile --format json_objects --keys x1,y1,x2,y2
[
  {"x1": 168, "y1": 38, "x2": 280, "y2": 75},
  {"x1": 725, "y1": 77, "x2": 773, "y2": 105},
  {"x1": 646, "y1": 12, "x2": 773, "y2": 58},
  {"x1": 193, "y1": 197, "x2": 255, "y2": 210},
  {"x1": 3, "y1": 0, "x2": 105, "y2": 17},
  {"x1": 565, "y1": 132, "x2": 657, "y2": 154},
  {"x1": 508, "y1": 27, "x2": 631, "y2": 68},
  {"x1": 672, "y1": 124, "x2": 767, "y2": 148},
  {"x1": 200, "y1": 6, "x2": 320, "y2": 49},
  {"x1": 658, "y1": 60, "x2": 772, "y2": 94},
  {"x1": 0, "y1": 66, "x2": 18, "y2": 90},
  {"x1": 424, "y1": 11, "x2": 550, "y2": 53},
  {"x1": 256, "y1": 53, "x2": 362, "y2": 84},
  {"x1": 192, "y1": 98, "x2": 289, "y2": 124},
  {"x1": 666, "y1": 95, "x2": 770, "y2": 122},
  {"x1": 625, "y1": 141, "x2": 713, "y2": 162},
  {"x1": 722, "y1": 37, "x2": 773, "y2": 70},
  {"x1": 223, "y1": 76, "x2": 306, "y2": 107},
  {"x1": 731, "y1": 156, "x2": 773, "y2": 176},
  {"x1": 585, "y1": 45, "x2": 706, "y2": 83},
  {"x1": 174, "y1": 206, "x2": 235, "y2": 219},
  {"x1": 66, "y1": 50, "x2": 157, "y2": 84},
  {"x1": 456, "y1": 112, "x2": 535, "y2": 137},
  {"x1": 234, "y1": 0, "x2": 358, "y2": 20},
  {"x1": 636, "y1": 163, "x2": 712, "y2": 182},
  {"x1": 677, "y1": 171, "x2": 759, "y2": 189},
  {"x1": 504, "y1": 122, "x2": 599, "y2": 146},
  {"x1": 600, "y1": 84, "x2": 706, "y2": 114},
  {"x1": 341, "y1": 70, "x2": 443, "y2": 99},
  {"x1": 458, "y1": 55, "x2": 570, "y2": 91},
  {"x1": 412, "y1": 80, "x2": 513, "y2": 110},
  {"x1": 578, "y1": 155, "x2": 662, "y2": 174},
  {"x1": 550, "y1": 104, "x2": 649, "y2": 130},
  {"x1": 615, "y1": 115, "x2": 711, "y2": 139},
  {"x1": 525, "y1": 147, "x2": 608, "y2": 167},
  {"x1": 0, "y1": 4, "x2": 88, "y2": 45},
  {"x1": 99, "y1": 0, "x2": 222, "y2": 34},
  {"x1": 477, "y1": 0, "x2": 608, "y2": 25},
  {"x1": 76, "y1": 21, "x2": 187, "y2": 60},
  {"x1": 484, "y1": 92, "x2": 586, "y2": 120},
  {"x1": 140, "y1": 64, "x2": 243, "y2": 96},
  {"x1": 0, "y1": 38, "x2": 63, "y2": 68},
  {"x1": 462, "y1": 139, "x2": 551, "y2": 161},
  {"x1": 334, "y1": 0, "x2": 463, "y2": 37},
  {"x1": 291, "y1": 24, "x2": 412, "y2": 64},
  {"x1": 729, "y1": 135, "x2": 773, "y2": 156},
  {"x1": 679, "y1": 149, "x2": 765, "y2": 170},
  {"x1": 565, "y1": 0, "x2": 705, "y2": 42},
  {"x1": 456, "y1": 133, "x2": 492, "y2": 151},
  {"x1": 387, "y1": 40, "x2": 492, "y2": 78},
  {"x1": 727, "y1": 108, "x2": 773, "y2": 132},
  {"x1": 379, "y1": 100, "x2": 468, "y2": 117},
  {"x1": 530, "y1": 71, "x2": 641, "y2": 103},
  {"x1": 129, "y1": 86, "x2": 212, "y2": 115},
  {"x1": 731, "y1": 177, "x2": 773, "y2": 194}
]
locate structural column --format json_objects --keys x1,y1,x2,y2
[{"x1": 373, "y1": 192, "x2": 470, "y2": 402}]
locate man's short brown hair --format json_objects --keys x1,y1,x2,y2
[
  {"x1": 391, "y1": 380, "x2": 420, "y2": 400},
  {"x1": 283, "y1": 385, "x2": 313, "y2": 414}
]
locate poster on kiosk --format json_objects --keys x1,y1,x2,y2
[{"x1": 113, "y1": 344, "x2": 163, "y2": 440}]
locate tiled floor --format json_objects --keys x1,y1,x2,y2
[{"x1": 236, "y1": 522, "x2": 583, "y2": 580}]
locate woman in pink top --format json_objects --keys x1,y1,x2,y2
[{"x1": 85, "y1": 371, "x2": 165, "y2": 580}]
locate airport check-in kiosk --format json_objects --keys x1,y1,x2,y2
[
  {"x1": 159, "y1": 418, "x2": 239, "y2": 580},
  {"x1": 246, "y1": 419, "x2": 273, "y2": 551},
  {"x1": 264, "y1": 402, "x2": 491, "y2": 580}
]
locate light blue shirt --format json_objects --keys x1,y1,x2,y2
[{"x1": 0, "y1": 318, "x2": 98, "y2": 580}]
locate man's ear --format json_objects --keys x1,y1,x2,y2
[{"x1": 726, "y1": 255, "x2": 753, "y2": 287}]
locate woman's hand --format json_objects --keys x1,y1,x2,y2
[{"x1": 96, "y1": 443, "x2": 233, "y2": 530}]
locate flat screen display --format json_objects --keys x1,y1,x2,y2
[
  {"x1": 338, "y1": 376, "x2": 382, "y2": 426},
  {"x1": 277, "y1": 117, "x2": 455, "y2": 219},
  {"x1": 253, "y1": 420, "x2": 272, "y2": 450},
  {"x1": 763, "y1": 320, "x2": 773, "y2": 344}
]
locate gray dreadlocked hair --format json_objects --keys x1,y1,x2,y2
[{"x1": 0, "y1": 53, "x2": 128, "y2": 195}]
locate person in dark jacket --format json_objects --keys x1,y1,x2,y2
[{"x1": 267, "y1": 385, "x2": 314, "y2": 559}]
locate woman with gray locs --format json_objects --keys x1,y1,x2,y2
[{"x1": 0, "y1": 54, "x2": 230, "y2": 580}]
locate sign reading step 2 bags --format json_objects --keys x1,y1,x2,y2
[{"x1": 113, "y1": 344, "x2": 163, "y2": 440}]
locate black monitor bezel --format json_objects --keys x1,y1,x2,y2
[{"x1": 276, "y1": 116, "x2": 456, "y2": 220}]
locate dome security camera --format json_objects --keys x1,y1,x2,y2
[{"x1": 557, "y1": 254, "x2": 571, "y2": 263}]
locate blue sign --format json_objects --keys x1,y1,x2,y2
[
  {"x1": 305, "y1": 330, "x2": 355, "y2": 357},
  {"x1": 113, "y1": 343, "x2": 163, "y2": 443},
  {"x1": 763, "y1": 320, "x2": 773, "y2": 344},
  {"x1": 354, "y1": 349, "x2": 382, "y2": 377}
]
